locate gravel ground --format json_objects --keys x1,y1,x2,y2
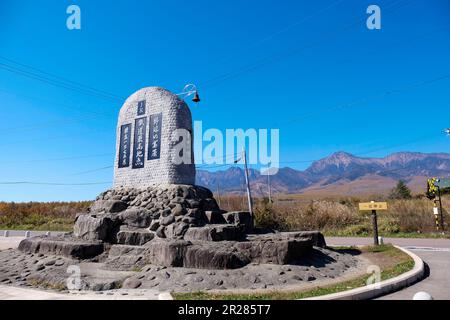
[{"x1": 0, "y1": 246, "x2": 365, "y2": 294}]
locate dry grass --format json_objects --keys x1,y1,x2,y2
[
  {"x1": 1, "y1": 194, "x2": 448, "y2": 236},
  {"x1": 0, "y1": 201, "x2": 91, "y2": 231},
  {"x1": 219, "y1": 194, "x2": 449, "y2": 236}
]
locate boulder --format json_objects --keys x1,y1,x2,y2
[
  {"x1": 156, "y1": 226, "x2": 166, "y2": 238},
  {"x1": 204, "y1": 211, "x2": 226, "y2": 224},
  {"x1": 119, "y1": 208, "x2": 152, "y2": 228},
  {"x1": 18, "y1": 236, "x2": 104, "y2": 259},
  {"x1": 148, "y1": 220, "x2": 160, "y2": 231},
  {"x1": 235, "y1": 238, "x2": 313, "y2": 264},
  {"x1": 171, "y1": 203, "x2": 186, "y2": 216},
  {"x1": 184, "y1": 244, "x2": 250, "y2": 269},
  {"x1": 116, "y1": 228, "x2": 155, "y2": 245},
  {"x1": 89, "y1": 200, "x2": 128, "y2": 213},
  {"x1": 73, "y1": 214, "x2": 118, "y2": 241},
  {"x1": 160, "y1": 215, "x2": 175, "y2": 226},
  {"x1": 122, "y1": 278, "x2": 142, "y2": 289},
  {"x1": 288, "y1": 231, "x2": 327, "y2": 247},
  {"x1": 184, "y1": 225, "x2": 245, "y2": 242}
]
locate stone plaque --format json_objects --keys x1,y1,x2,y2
[
  {"x1": 148, "y1": 113, "x2": 162, "y2": 160},
  {"x1": 118, "y1": 124, "x2": 131, "y2": 168},
  {"x1": 137, "y1": 100, "x2": 146, "y2": 116},
  {"x1": 132, "y1": 117, "x2": 147, "y2": 169}
]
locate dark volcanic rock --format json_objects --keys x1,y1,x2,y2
[
  {"x1": 73, "y1": 214, "x2": 119, "y2": 241},
  {"x1": 184, "y1": 245, "x2": 250, "y2": 269},
  {"x1": 119, "y1": 208, "x2": 152, "y2": 228},
  {"x1": 90, "y1": 200, "x2": 128, "y2": 213},
  {"x1": 184, "y1": 225, "x2": 245, "y2": 242},
  {"x1": 288, "y1": 231, "x2": 327, "y2": 248},
  {"x1": 116, "y1": 228, "x2": 155, "y2": 246},
  {"x1": 156, "y1": 226, "x2": 166, "y2": 238},
  {"x1": 235, "y1": 237, "x2": 313, "y2": 264},
  {"x1": 204, "y1": 211, "x2": 227, "y2": 224},
  {"x1": 18, "y1": 237, "x2": 104, "y2": 259},
  {"x1": 108, "y1": 240, "x2": 191, "y2": 267},
  {"x1": 122, "y1": 278, "x2": 142, "y2": 289}
]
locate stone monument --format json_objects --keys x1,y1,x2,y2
[
  {"x1": 114, "y1": 87, "x2": 195, "y2": 188},
  {"x1": 18, "y1": 86, "x2": 326, "y2": 272}
]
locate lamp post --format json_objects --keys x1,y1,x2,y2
[{"x1": 177, "y1": 84, "x2": 200, "y2": 103}]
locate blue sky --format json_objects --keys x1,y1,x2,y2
[{"x1": 0, "y1": 0, "x2": 449, "y2": 201}]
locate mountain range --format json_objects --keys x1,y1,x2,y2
[{"x1": 196, "y1": 151, "x2": 450, "y2": 196}]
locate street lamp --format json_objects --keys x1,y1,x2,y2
[{"x1": 177, "y1": 84, "x2": 200, "y2": 103}]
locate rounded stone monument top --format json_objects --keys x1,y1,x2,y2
[{"x1": 113, "y1": 86, "x2": 195, "y2": 189}]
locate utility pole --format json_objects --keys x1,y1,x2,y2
[
  {"x1": 216, "y1": 183, "x2": 221, "y2": 207},
  {"x1": 437, "y1": 186, "x2": 445, "y2": 232},
  {"x1": 242, "y1": 148, "x2": 254, "y2": 229},
  {"x1": 267, "y1": 173, "x2": 272, "y2": 203},
  {"x1": 372, "y1": 207, "x2": 379, "y2": 246}
]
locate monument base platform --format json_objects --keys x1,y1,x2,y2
[{"x1": 18, "y1": 230, "x2": 323, "y2": 270}]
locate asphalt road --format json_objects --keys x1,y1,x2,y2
[{"x1": 326, "y1": 237, "x2": 450, "y2": 300}]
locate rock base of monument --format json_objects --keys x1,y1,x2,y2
[
  {"x1": 0, "y1": 184, "x2": 367, "y2": 293},
  {"x1": 72, "y1": 185, "x2": 250, "y2": 243},
  {"x1": 17, "y1": 184, "x2": 329, "y2": 271},
  {"x1": 1, "y1": 244, "x2": 363, "y2": 293},
  {"x1": 18, "y1": 230, "x2": 323, "y2": 270}
]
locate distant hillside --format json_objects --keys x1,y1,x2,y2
[{"x1": 196, "y1": 151, "x2": 450, "y2": 196}]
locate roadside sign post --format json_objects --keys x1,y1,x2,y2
[
  {"x1": 437, "y1": 187, "x2": 445, "y2": 232},
  {"x1": 372, "y1": 209, "x2": 379, "y2": 246},
  {"x1": 431, "y1": 178, "x2": 448, "y2": 232},
  {"x1": 359, "y1": 201, "x2": 388, "y2": 246}
]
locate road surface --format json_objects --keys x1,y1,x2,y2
[{"x1": 327, "y1": 237, "x2": 450, "y2": 300}]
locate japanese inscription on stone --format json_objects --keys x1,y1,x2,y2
[
  {"x1": 148, "y1": 113, "x2": 162, "y2": 160},
  {"x1": 137, "y1": 100, "x2": 146, "y2": 116},
  {"x1": 132, "y1": 117, "x2": 147, "y2": 169},
  {"x1": 118, "y1": 124, "x2": 131, "y2": 168}
]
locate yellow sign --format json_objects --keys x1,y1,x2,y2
[{"x1": 359, "y1": 202, "x2": 388, "y2": 211}]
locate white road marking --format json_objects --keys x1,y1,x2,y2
[{"x1": 404, "y1": 246, "x2": 450, "y2": 252}]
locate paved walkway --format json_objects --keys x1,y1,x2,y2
[
  {"x1": 0, "y1": 285, "x2": 168, "y2": 300},
  {"x1": 326, "y1": 237, "x2": 450, "y2": 300},
  {"x1": 326, "y1": 236, "x2": 450, "y2": 249},
  {"x1": 0, "y1": 237, "x2": 25, "y2": 251},
  {"x1": 0, "y1": 236, "x2": 171, "y2": 300}
]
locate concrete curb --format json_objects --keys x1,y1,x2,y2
[{"x1": 301, "y1": 245, "x2": 425, "y2": 300}]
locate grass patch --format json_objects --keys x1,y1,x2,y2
[
  {"x1": 27, "y1": 278, "x2": 67, "y2": 291},
  {"x1": 173, "y1": 244, "x2": 414, "y2": 300},
  {"x1": 0, "y1": 201, "x2": 90, "y2": 231}
]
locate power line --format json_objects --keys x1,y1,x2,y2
[
  {"x1": 200, "y1": 0, "x2": 413, "y2": 89},
  {"x1": 0, "y1": 62, "x2": 123, "y2": 103},
  {"x1": 70, "y1": 165, "x2": 114, "y2": 176},
  {"x1": 211, "y1": 0, "x2": 346, "y2": 68},
  {"x1": 270, "y1": 71, "x2": 450, "y2": 128},
  {"x1": 0, "y1": 181, "x2": 111, "y2": 186},
  {"x1": 0, "y1": 56, "x2": 124, "y2": 101},
  {"x1": 0, "y1": 153, "x2": 114, "y2": 165}
]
